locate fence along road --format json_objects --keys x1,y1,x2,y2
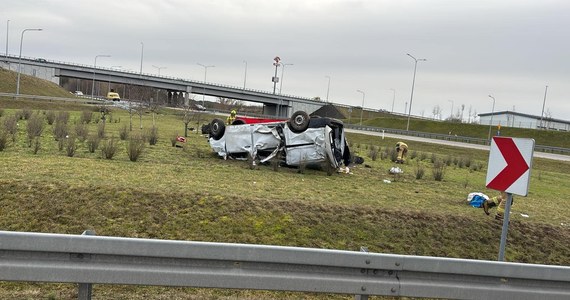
[
  {"x1": 0, "y1": 231, "x2": 569, "y2": 299},
  {"x1": 345, "y1": 126, "x2": 570, "y2": 162}
]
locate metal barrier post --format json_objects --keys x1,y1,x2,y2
[
  {"x1": 78, "y1": 230, "x2": 96, "y2": 300},
  {"x1": 354, "y1": 247, "x2": 369, "y2": 300}
]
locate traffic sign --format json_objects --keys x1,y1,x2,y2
[{"x1": 486, "y1": 137, "x2": 535, "y2": 196}]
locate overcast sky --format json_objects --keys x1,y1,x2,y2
[{"x1": 3, "y1": 0, "x2": 569, "y2": 121}]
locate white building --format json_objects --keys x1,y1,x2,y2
[{"x1": 478, "y1": 111, "x2": 570, "y2": 131}]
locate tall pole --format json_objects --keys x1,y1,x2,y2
[
  {"x1": 406, "y1": 53, "x2": 427, "y2": 131},
  {"x1": 487, "y1": 95, "x2": 496, "y2": 142},
  {"x1": 152, "y1": 65, "x2": 166, "y2": 76},
  {"x1": 357, "y1": 89, "x2": 365, "y2": 126},
  {"x1": 389, "y1": 88, "x2": 396, "y2": 113},
  {"x1": 91, "y1": 54, "x2": 111, "y2": 99},
  {"x1": 243, "y1": 60, "x2": 247, "y2": 90},
  {"x1": 325, "y1": 75, "x2": 331, "y2": 103},
  {"x1": 197, "y1": 63, "x2": 214, "y2": 106},
  {"x1": 279, "y1": 63, "x2": 293, "y2": 95},
  {"x1": 498, "y1": 193, "x2": 514, "y2": 261},
  {"x1": 139, "y1": 42, "x2": 144, "y2": 75},
  {"x1": 16, "y1": 28, "x2": 42, "y2": 95},
  {"x1": 539, "y1": 85, "x2": 548, "y2": 129},
  {"x1": 272, "y1": 56, "x2": 280, "y2": 94},
  {"x1": 5, "y1": 20, "x2": 9, "y2": 56},
  {"x1": 448, "y1": 99, "x2": 454, "y2": 119}
]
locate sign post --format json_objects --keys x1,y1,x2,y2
[{"x1": 485, "y1": 137, "x2": 535, "y2": 261}]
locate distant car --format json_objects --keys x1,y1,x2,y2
[
  {"x1": 205, "y1": 111, "x2": 351, "y2": 170},
  {"x1": 106, "y1": 92, "x2": 121, "y2": 101},
  {"x1": 195, "y1": 104, "x2": 206, "y2": 111},
  {"x1": 73, "y1": 91, "x2": 84, "y2": 96},
  {"x1": 35, "y1": 58, "x2": 47, "y2": 62}
]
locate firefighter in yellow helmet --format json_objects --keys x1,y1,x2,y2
[
  {"x1": 482, "y1": 191, "x2": 508, "y2": 220},
  {"x1": 227, "y1": 109, "x2": 237, "y2": 125},
  {"x1": 395, "y1": 142, "x2": 408, "y2": 164}
]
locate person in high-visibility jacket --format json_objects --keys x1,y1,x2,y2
[
  {"x1": 395, "y1": 142, "x2": 408, "y2": 164},
  {"x1": 226, "y1": 109, "x2": 237, "y2": 125},
  {"x1": 482, "y1": 191, "x2": 507, "y2": 219}
]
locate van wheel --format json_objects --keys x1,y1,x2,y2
[
  {"x1": 232, "y1": 119, "x2": 245, "y2": 125},
  {"x1": 288, "y1": 111, "x2": 310, "y2": 133},
  {"x1": 210, "y1": 119, "x2": 226, "y2": 140}
]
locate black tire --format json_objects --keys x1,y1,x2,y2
[
  {"x1": 210, "y1": 119, "x2": 226, "y2": 140},
  {"x1": 231, "y1": 119, "x2": 245, "y2": 125},
  {"x1": 288, "y1": 111, "x2": 310, "y2": 133}
]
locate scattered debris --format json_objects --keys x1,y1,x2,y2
[
  {"x1": 520, "y1": 213, "x2": 529, "y2": 218},
  {"x1": 389, "y1": 167, "x2": 403, "y2": 174},
  {"x1": 383, "y1": 179, "x2": 391, "y2": 184}
]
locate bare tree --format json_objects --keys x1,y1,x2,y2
[
  {"x1": 432, "y1": 105, "x2": 441, "y2": 120},
  {"x1": 218, "y1": 97, "x2": 243, "y2": 110},
  {"x1": 467, "y1": 105, "x2": 473, "y2": 123}
]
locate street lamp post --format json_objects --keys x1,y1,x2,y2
[
  {"x1": 357, "y1": 89, "x2": 365, "y2": 125},
  {"x1": 139, "y1": 42, "x2": 144, "y2": 75},
  {"x1": 243, "y1": 60, "x2": 247, "y2": 90},
  {"x1": 272, "y1": 56, "x2": 280, "y2": 94},
  {"x1": 16, "y1": 28, "x2": 42, "y2": 95},
  {"x1": 152, "y1": 65, "x2": 166, "y2": 76},
  {"x1": 5, "y1": 20, "x2": 9, "y2": 56},
  {"x1": 325, "y1": 75, "x2": 331, "y2": 103},
  {"x1": 389, "y1": 88, "x2": 396, "y2": 113},
  {"x1": 197, "y1": 63, "x2": 214, "y2": 107},
  {"x1": 406, "y1": 53, "x2": 427, "y2": 131},
  {"x1": 91, "y1": 54, "x2": 111, "y2": 99},
  {"x1": 539, "y1": 85, "x2": 548, "y2": 129},
  {"x1": 487, "y1": 95, "x2": 496, "y2": 142},
  {"x1": 448, "y1": 99, "x2": 454, "y2": 120}
]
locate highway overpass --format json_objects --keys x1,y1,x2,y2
[{"x1": 1, "y1": 55, "x2": 324, "y2": 117}]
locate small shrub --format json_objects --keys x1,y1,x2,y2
[
  {"x1": 444, "y1": 155, "x2": 453, "y2": 166},
  {"x1": 368, "y1": 146, "x2": 379, "y2": 161},
  {"x1": 20, "y1": 109, "x2": 33, "y2": 120},
  {"x1": 75, "y1": 123, "x2": 89, "y2": 142},
  {"x1": 53, "y1": 121, "x2": 68, "y2": 141},
  {"x1": 388, "y1": 147, "x2": 398, "y2": 162},
  {"x1": 80, "y1": 111, "x2": 93, "y2": 124},
  {"x1": 127, "y1": 134, "x2": 145, "y2": 162},
  {"x1": 56, "y1": 111, "x2": 70, "y2": 124},
  {"x1": 58, "y1": 137, "x2": 65, "y2": 151},
  {"x1": 26, "y1": 114, "x2": 44, "y2": 146},
  {"x1": 0, "y1": 109, "x2": 4, "y2": 118},
  {"x1": 66, "y1": 136, "x2": 77, "y2": 157},
  {"x1": 470, "y1": 161, "x2": 483, "y2": 172},
  {"x1": 119, "y1": 124, "x2": 129, "y2": 140},
  {"x1": 457, "y1": 158, "x2": 465, "y2": 168},
  {"x1": 170, "y1": 133, "x2": 178, "y2": 147},
  {"x1": 419, "y1": 152, "x2": 428, "y2": 161},
  {"x1": 463, "y1": 156, "x2": 472, "y2": 168},
  {"x1": 453, "y1": 156, "x2": 459, "y2": 166},
  {"x1": 410, "y1": 150, "x2": 418, "y2": 160},
  {"x1": 32, "y1": 137, "x2": 41, "y2": 154},
  {"x1": 101, "y1": 138, "x2": 118, "y2": 159},
  {"x1": 298, "y1": 153, "x2": 307, "y2": 174},
  {"x1": 430, "y1": 153, "x2": 437, "y2": 163},
  {"x1": 432, "y1": 159, "x2": 446, "y2": 181},
  {"x1": 3, "y1": 115, "x2": 18, "y2": 140},
  {"x1": 0, "y1": 130, "x2": 7, "y2": 151},
  {"x1": 87, "y1": 134, "x2": 100, "y2": 153},
  {"x1": 45, "y1": 111, "x2": 56, "y2": 125},
  {"x1": 414, "y1": 162, "x2": 425, "y2": 180},
  {"x1": 97, "y1": 122, "x2": 106, "y2": 139},
  {"x1": 147, "y1": 126, "x2": 159, "y2": 145}
]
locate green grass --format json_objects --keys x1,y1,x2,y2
[
  {"x1": 0, "y1": 92, "x2": 569, "y2": 298},
  {"x1": 0, "y1": 68, "x2": 76, "y2": 98}
]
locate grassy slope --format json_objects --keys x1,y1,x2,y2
[
  {"x1": 0, "y1": 68, "x2": 75, "y2": 98},
  {"x1": 0, "y1": 101, "x2": 569, "y2": 299}
]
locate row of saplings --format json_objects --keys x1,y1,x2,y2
[
  {"x1": 351, "y1": 142, "x2": 485, "y2": 182},
  {"x1": 0, "y1": 109, "x2": 158, "y2": 162}
]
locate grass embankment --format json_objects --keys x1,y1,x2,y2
[
  {"x1": 0, "y1": 68, "x2": 75, "y2": 98},
  {"x1": 0, "y1": 99, "x2": 568, "y2": 299}
]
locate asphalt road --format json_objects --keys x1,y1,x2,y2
[{"x1": 346, "y1": 129, "x2": 570, "y2": 162}]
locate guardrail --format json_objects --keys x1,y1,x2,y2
[
  {"x1": 1, "y1": 231, "x2": 569, "y2": 300},
  {"x1": 0, "y1": 92, "x2": 107, "y2": 105},
  {"x1": 346, "y1": 124, "x2": 570, "y2": 155}
]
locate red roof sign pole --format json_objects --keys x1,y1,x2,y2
[{"x1": 485, "y1": 136, "x2": 535, "y2": 261}]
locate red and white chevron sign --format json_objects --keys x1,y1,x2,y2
[{"x1": 486, "y1": 137, "x2": 535, "y2": 196}]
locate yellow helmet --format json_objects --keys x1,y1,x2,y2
[{"x1": 231, "y1": 109, "x2": 236, "y2": 116}]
